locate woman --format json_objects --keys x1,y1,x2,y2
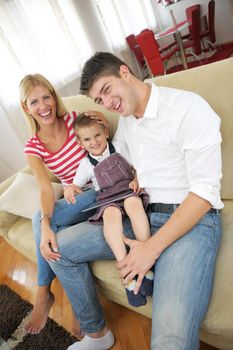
[{"x1": 20, "y1": 74, "x2": 108, "y2": 335}]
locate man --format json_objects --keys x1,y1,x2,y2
[{"x1": 50, "y1": 52, "x2": 223, "y2": 350}]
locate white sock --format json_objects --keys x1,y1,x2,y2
[{"x1": 67, "y1": 329, "x2": 114, "y2": 350}]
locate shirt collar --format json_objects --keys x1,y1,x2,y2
[
  {"x1": 89, "y1": 142, "x2": 110, "y2": 161},
  {"x1": 142, "y1": 80, "x2": 160, "y2": 120}
]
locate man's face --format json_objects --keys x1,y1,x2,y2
[{"x1": 88, "y1": 65, "x2": 139, "y2": 117}]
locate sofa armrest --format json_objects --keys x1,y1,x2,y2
[
  {"x1": 0, "y1": 166, "x2": 33, "y2": 238},
  {"x1": 0, "y1": 173, "x2": 17, "y2": 196},
  {"x1": 0, "y1": 211, "x2": 19, "y2": 239},
  {"x1": 0, "y1": 165, "x2": 60, "y2": 239}
]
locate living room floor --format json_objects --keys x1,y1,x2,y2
[
  {"x1": 0, "y1": 237, "x2": 220, "y2": 350},
  {"x1": 166, "y1": 41, "x2": 233, "y2": 74}
]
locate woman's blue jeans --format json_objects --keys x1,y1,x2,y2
[
  {"x1": 33, "y1": 189, "x2": 96, "y2": 286},
  {"x1": 49, "y1": 210, "x2": 221, "y2": 349}
]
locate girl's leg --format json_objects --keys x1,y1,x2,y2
[
  {"x1": 124, "y1": 196, "x2": 150, "y2": 241},
  {"x1": 124, "y1": 196, "x2": 153, "y2": 296},
  {"x1": 25, "y1": 189, "x2": 96, "y2": 334},
  {"x1": 102, "y1": 206, "x2": 126, "y2": 261},
  {"x1": 103, "y1": 206, "x2": 146, "y2": 307}
]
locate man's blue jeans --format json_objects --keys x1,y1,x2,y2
[
  {"x1": 33, "y1": 189, "x2": 96, "y2": 286},
  {"x1": 49, "y1": 210, "x2": 221, "y2": 350}
]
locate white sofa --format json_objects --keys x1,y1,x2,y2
[{"x1": 1, "y1": 58, "x2": 233, "y2": 349}]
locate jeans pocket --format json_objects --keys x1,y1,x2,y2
[
  {"x1": 149, "y1": 212, "x2": 171, "y2": 233},
  {"x1": 197, "y1": 213, "x2": 217, "y2": 230}
]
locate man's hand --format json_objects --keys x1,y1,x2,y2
[
  {"x1": 64, "y1": 184, "x2": 82, "y2": 204},
  {"x1": 117, "y1": 237, "x2": 158, "y2": 294},
  {"x1": 40, "y1": 227, "x2": 61, "y2": 262}
]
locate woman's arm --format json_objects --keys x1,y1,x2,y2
[{"x1": 26, "y1": 155, "x2": 61, "y2": 261}]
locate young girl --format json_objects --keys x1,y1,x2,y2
[
  {"x1": 65, "y1": 113, "x2": 154, "y2": 307},
  {"x1": 20, "y1": 74, "x2": 108, "y2": 335}
]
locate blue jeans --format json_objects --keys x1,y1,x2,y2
[
  {"x1": 49, "y1": 211, "x2": 221, "y2": 349},
  {"x1": 33, "y1": 189, "x2": 96, "y2": 286}
]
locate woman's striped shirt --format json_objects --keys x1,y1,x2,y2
[{"x1": 24, "y1": 111, "x2": 87, "y2": 186}]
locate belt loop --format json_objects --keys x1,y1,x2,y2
[{"x1": 173, "y1": 204, "x2": 178, "y2": 211}]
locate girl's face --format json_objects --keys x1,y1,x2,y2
[
  {"x1": 24, "y1": 85, "x2": 57, "y2": 127},
  {"x1": 77, "y1": 123, "x2": 109, "y2": 156}
]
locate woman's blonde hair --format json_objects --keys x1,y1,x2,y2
[{"x1": 19, "y1": 73, "x2": 68, "y2": 136}]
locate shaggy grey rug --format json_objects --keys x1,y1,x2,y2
[{"x1": 0, "y1": 284, "x2": 77, "y2": 349}]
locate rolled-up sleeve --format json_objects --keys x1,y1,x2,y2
[{"x1": 177, "y1": 95, "x2": 223, "y2": 209}]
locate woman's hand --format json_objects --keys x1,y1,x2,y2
[
  {"x1": 40, "y1": 226, "x2": 61, "y2": 262},
  {"x1": 117, "y1": 237, "x2": 159, "y2": 295},
  {"x1": 84, "y1": 111, "x2": 110, "y2": 130},
  {"x1": 64, "y1": 184, "x2": 82, "y2": 204}
]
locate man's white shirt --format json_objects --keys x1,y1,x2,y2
[{"x1": 114, "y1": 81, "x2": 223, "y2": 209}]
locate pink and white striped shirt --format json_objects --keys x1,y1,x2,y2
[{"x1": 24, "y1": 111, "x2": 87, "y2": 186}]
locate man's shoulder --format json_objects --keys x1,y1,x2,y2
[
  {"x1": 158, "y1": 85, "x2": 205, "y2": 111},
  {"x1": 112, "y1": 140, "x2": 125, "y2": 152}
]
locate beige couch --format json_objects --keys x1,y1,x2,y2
[{"x1": 1, "y1": 58, "x2": 233, "y2": 349}]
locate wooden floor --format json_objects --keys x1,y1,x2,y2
[{"x1": 0, "y1": 236, "x2": 218, "y2": 350}]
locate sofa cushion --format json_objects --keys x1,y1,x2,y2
[
  {"x1": 7, "y1": 217, "x2": 37, "y2": 263},
  {"x1": 0, "y1": 172, "x2": 63, "y2": 219}
]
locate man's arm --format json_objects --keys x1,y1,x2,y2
[
  {"x1": 118, "y1": 95, "x2": 222, "y2": 293},
  {"x1": 118, "y1": 192, "x2": 211, "y2": 294}
]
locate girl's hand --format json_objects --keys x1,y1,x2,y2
[
  {"x1": 129, "y1": 178, "x2": 141, "y2": 194},
  {"x1": 84, "y1": 111, "x2": 110, "y2": 130},
  {"x1": 64, "y1": 184, "x2": 82, "y2": 204},
  {"x1": 40, "y1": 227, "x2": 61, "y2": 262}
]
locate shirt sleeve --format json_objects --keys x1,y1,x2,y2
[
  {"x1": 176, "y1": 95, "x2": 223, "y2": 208},
  {"x1": 24, "y1": 140, "x2": 43, "y2": 159},
  {"x1": 72, "y1": 158, "x2": 92, "y2": 188}
]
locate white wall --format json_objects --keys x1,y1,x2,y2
[{"x1": 0, "y1": 106, "x2": 26, "y2": 182}]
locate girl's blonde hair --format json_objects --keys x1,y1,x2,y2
[{"x1": 19, "y1": 73, "x2": 68, "y2": 136}]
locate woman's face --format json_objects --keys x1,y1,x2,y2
[{"x1": 24, "y1": 85, "x2": 57, "y2": 126}]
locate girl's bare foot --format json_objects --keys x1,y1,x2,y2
[{"x1": 24, "y1": 286, "x2": 55, "y2": 334}]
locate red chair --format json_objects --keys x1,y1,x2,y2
[
  {"x1": 200, "y1": 0, "x2": 219, "y2": 51},
  {"x1": 183, "y1": 4, "x2": 201, "y2": 40},
  {"x1": 126, "y1": 34, "x2": 148, "y2": 78},
  {"x1": 185, "y1": 5, "x2": 201, "y2": 38},
  {"x1": 179, "y1": 7, "x2": 205, "y2": 64},
  {"x1": 136, "y1": 30, "x2": 177, "y2": 76},
  {"x1": 141, "y1": 28, "x2": 177, "y2": 54}
]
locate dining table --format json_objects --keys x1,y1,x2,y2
[{"x1": 155, "y1": 19, "x2": 190, "y2": 69}]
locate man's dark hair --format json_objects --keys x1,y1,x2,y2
[{"x1": 80, "y1": 52, "x2": 133, "y2": 95}]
